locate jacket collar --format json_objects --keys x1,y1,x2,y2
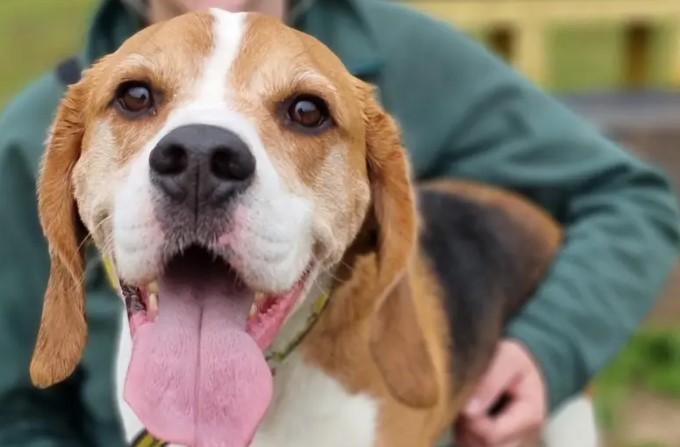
[
  {"x1": 84, "y1": 0, "x2": 144, "y2": 65},
  {"x1": 85, "y1": 0, "x2": 383, "y2": 78},
  {"x1": 289, "y1": 0, "x2": 384, "y2": 78}
]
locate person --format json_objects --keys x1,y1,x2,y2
[{"x1": 0, "y1": 0, "x2": 678, "y2": 446}]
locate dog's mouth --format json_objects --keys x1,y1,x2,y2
[
  {"x1": 119, "y1": 244, "x2": 312, "y2": 447},
  {"x1": 120, "y1": 244, "x2": 312, "y2": 349}
]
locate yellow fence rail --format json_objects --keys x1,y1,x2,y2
[{"x1": 405, "y1": 0, "x2": 680, "y2": 87}]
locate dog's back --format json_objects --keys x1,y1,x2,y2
[{"x1": 417, "y1": 180, "x2": 561, "y2": 413}]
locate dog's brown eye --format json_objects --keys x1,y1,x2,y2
[
  {"x1": 288, "y1": 95, "x2": 329, "y2": 129},
  {"x1": 116, "y1": 82, "x2": 153, "y2": 115}
]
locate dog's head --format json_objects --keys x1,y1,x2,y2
[{"x1": 32, "y1": 10, "x2": 431, "y2": 445}]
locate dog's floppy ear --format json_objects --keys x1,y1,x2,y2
[
  {"x1": 360, "y1": 84, "x2": 438, "y2": 408},
  {"x1": 30, "y1": 80, "x2": 88, "y2": 388}
]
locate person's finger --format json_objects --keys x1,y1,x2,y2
[
  {"x1": 463, "y1": 349, "x2": 522, "y2": 417},
  {"x1": 464, "y1": 397, "x2": 542, "y2": 446},
  {"x1": 459, "y1": 340, "x2": 547, "y2": 446},
  {"x1": 456, "y1": 413, "x2": 491, "y2": 447},
  {"x1": 455, "y1": 427, "x2": 485, "y2": 447},
  {"x1": 456, "y1": 422, "x2": 521, "y2": 447},
  {"x1": 498, "y1": 442, "x2": 521, "y2": 447}
]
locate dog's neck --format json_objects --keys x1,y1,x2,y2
[
  {"x1": 265, "y1": 271, "x2": 334, "y2": 369},
  {"x1": 265, "y1": 222, "x2": 379, "y2": 368}
]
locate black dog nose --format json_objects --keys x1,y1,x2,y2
[{"x1": 149, "y1": 124, "x2": 255, "y2": 207}]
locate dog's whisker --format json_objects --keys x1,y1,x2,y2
[
  {"x1": 310, "y1": 253, "x2": 348, "y2": 285},
  {"x1": 75, "y1": 214, "x2": 113, "y2": 252}
]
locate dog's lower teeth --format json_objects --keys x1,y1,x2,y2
[{"x1": 249, "y1": 304, "x2": 257, "y2": 318}]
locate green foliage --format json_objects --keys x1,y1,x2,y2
[
  {"x1": 549, "y1": 24, "x2": 624, "y2": 92},
  {"x1": 595, "y1": 327, "x2": 680, "y2": 430},
  {"x1": 0, "y1": 0, "x2": 95, "y2": 108}
]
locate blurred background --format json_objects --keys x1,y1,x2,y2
[{"x1": 1, "y1": 1, "x2": 679, "y2": 446}]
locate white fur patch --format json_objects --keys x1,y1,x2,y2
[
  {"x1": 251, "y1": 352, "x2": 378, "y2": 447},
  {"x1": 199, "y1": 9, "x2": 244, "y2": 104},
  {"x1": 112, "y1": 144, "x2": 163, "y2": 284}
]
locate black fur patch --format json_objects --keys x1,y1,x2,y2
[{"x1": 418, "y1": 189, "x2": 530, "y2": 384}]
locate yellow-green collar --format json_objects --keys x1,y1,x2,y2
[
  {"x1": 131, "y1": 429, "x2": 167, "y2": 447},
  {"x1": 264, "y1": 292, "x2": 330, "y2": 369}
]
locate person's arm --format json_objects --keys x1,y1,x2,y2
[
  {"x1": 0, "y1": 134, "x2": 89, "y2": 445},
  {"x1": 0, "y1": 89, "x2": 124, "y2": 446},
  {"x1": 410, "y1": 28, "x2": 680, "y2": 411}
]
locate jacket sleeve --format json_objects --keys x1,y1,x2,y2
[
  {"x1": 0, "y1": 103, "x2": 123, "y2": 445},
  {"x1": 414, "y1": 30, "x2": 680, "y2": 411}
]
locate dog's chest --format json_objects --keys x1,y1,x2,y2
[
  {"x1": 116, "y1": 316, "x2": 378, "y2": 447},
  {"x1": 251, "y1": 352, "x2": 378, "y2": 447}
]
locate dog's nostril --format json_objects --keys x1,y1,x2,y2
[
  {"x1": 210, "y1": 146, "x2": 255, "y2": 181},
  {"x1": 150, "y1": 143, "x2": 188, "y2": 175}
]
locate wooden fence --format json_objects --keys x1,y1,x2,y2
[{"x1": 405, "y1": 0, "x2": 680, "y2": 88}]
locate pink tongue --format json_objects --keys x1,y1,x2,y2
[{"x1": 124, "y1": 262, "x2": 272, "y2": 447}]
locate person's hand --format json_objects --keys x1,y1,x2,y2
[{"x1": 455, "y1": 339, "x2": 547, "y2": 447}]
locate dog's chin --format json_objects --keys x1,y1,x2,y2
[{"x1": 119, "y1": 243, "x2": 314, "y2": 350}]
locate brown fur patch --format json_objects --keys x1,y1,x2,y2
[{"x1": 31, "y1": 80, "x2": 89, "y2": 388}]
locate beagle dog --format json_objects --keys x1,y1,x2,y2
[{"x1": 30, "y1": 10, "x2": 560, "y2": 447}]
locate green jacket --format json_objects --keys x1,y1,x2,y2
[{"x1": 1, "y1": 0, "x2": 678, "y2": 445}]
